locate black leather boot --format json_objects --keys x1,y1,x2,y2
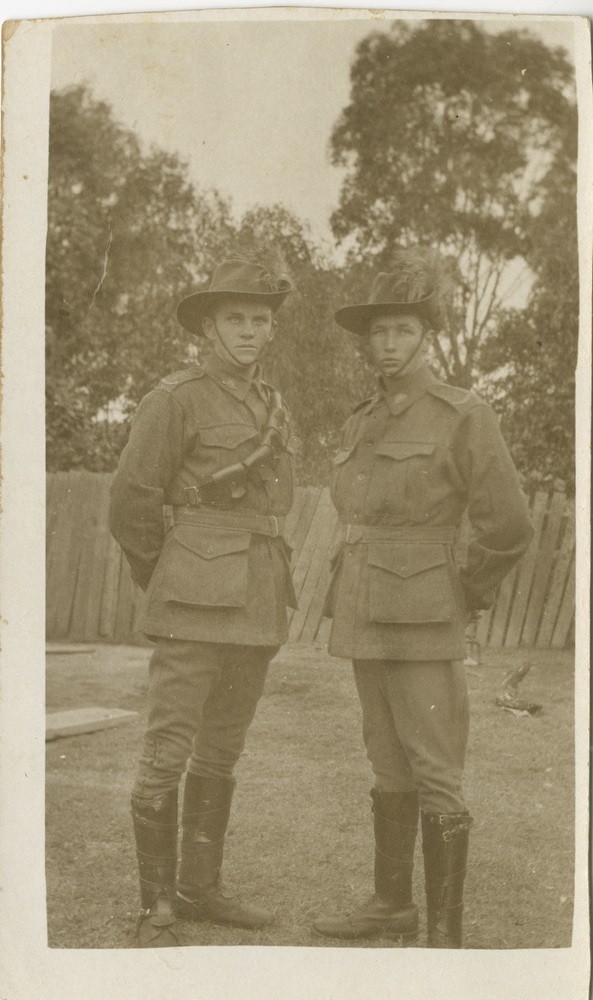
[
  {"x1": 176, "y1": 773, "x2": 273, "y2": 929},
  {"x1": 312, "y1": 789, "x2": 419, "y2": 943},
  {"x1": 421, "y1": 811, "x2": 473, "y2": 948},
  {"x1": 131, "y1": 788, "x2": 179, "y2": 947}
]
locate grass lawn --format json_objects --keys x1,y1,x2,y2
[{"x1": 46, "y1": 642, "x2": 574, "y2": 950}]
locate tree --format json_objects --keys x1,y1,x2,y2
[
  {"x1": 330, "y1": 21, "x2": 576, "y2": 387},
  {"x1": 479, "y1": 112, "x2": 578, "y2": 494},
  {"x1": 46, "y1": 85, "x2": 235, "y2": 470}
]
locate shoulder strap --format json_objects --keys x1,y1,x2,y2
[
  {"x1": 160, "y1": 366, "x2": 205, "y2": 388},
  {"x1": 427, "y1": 381, "x2": 484, "y2": 412}
]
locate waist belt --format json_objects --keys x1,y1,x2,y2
[
  {"x1": 171, "y1": 506, "x2": 286, "y2": 538},
  {"x1": 342, "y1": 524, "x2": 457, "y2": 544}
]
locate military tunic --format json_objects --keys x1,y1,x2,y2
[
  {"x1": 327, "y1": 365, "x2": 533, "y2": 661},
  {"x1": 110, "y1": 352, "x2": 298, "y2": 646}
]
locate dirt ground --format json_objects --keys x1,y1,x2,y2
[{"x1": 45, "y1": 642, "x2": 575, "y2": 950}]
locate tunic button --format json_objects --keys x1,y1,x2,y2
[
  {"x1": 357, "y1": 473, "x2": 366, "y2": 481},
  {"x1": 207, "y1": 545, "x2": 214, "y2": 554}
]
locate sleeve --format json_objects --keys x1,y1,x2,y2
[
  {"x1": 108, "y1": 388, "x2": 185, "y2": 591},
  {"x1": 453, "y1": 403, "x2": 534, "y2": 611}
]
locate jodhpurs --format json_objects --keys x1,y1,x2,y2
[
  {"x1": 132, "y1": 638, "x2": 277, "y2": 804},
  {"x1": 353, "y1": 658, "x2": 470, "y2": 815}
]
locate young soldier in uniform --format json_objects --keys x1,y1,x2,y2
[
  {"x1": 109, "y1": 251, "x2": 297, "y2": 947},
  {"x1": 312, "y1": 250, "x2": 533, "y2": 948}
]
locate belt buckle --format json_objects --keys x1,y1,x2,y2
[
  {"x1": 345, "y1": 524, "x2": 352, "y2": 543},
  {"x1": 270, "y1": 515, "x2": 279, "y2": 538},
  {"x1": 184, "y1": 486, "x2": 202, "y2": 507}
]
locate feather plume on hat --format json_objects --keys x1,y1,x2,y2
[
  {"x1": 334, "y1": 246, "x2": 458, "y2": 335},
  {"x1": 387, "y1": 248, "x2": 457, "y2": 330},
  {"x1": 230, "y1": 244, "x2": 292, "y2": 294}
]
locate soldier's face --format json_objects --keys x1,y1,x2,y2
[
  {"x1": 202, "y1": 298, "x2": 275, "y2": 366},
  {"x1": 368, "y1": 313, "x2": 426, "y2": 376}
]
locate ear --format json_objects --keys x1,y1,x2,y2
[
  {"x1": 267, "y1": 318, "x2": 277, "y2": 344},
  {"x1": 201, "y1": 315, "x2": 216, "y2": 341}
]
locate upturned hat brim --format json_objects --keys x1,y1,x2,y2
[
  {"x1": 335, "y1": 295, "x2": 436, "y2": 335},
  {"x1": 177, "y1": 288, "x2": 290, "y2": 335}
]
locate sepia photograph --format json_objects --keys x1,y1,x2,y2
[{"x1": 1, "y1": 4, "x2": 591, "y2": 998}]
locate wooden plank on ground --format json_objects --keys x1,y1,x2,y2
[
  {"x1": 46, "y1": 473, "x2": 87, "y2": 638},
  {"x1": 300, "y1": 512, "x2": 340, "y2": 644},
  {"x1": 536, "y1": 508, "x2": 575, "y2": 648},
  {"x1": 521, "y1": 490, "x2": 566, "y2": 646},
  {"x1": 504, "y1": 492, "x2": 549, "y2": 647},
  {"x1": 99, "y1": 533, "x2": 123, "y2": 640},
  {"x1": 551, "y1": 558, "x2": 575, "y2": 648},
  {"x1": 46, "y1": 706, "x2": 138, "y2": 741},
  {"x1": 488, "y1": 565, "x2": 518, "y2": 647},
  {"x1": 288, "y1": 491, "x2": 336, "y2": 642}
]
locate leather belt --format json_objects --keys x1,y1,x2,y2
[
  {"x1": 342, "y1": 524, "x2": 457, "y2": 544},
  {"x1": 171, "y1": 506, "x2": 286, "y2": 538}
]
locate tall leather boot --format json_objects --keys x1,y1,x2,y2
[
  {"x1": 131, "y1": 788, "x2": 179, "y2": 947},
  {"x1": 176, "y1": 773, "x2": 273, "y2": 929},
  {"x1": 312, "y1": 789, "x2": 419, "y2": 943},
  {"x1": 421, "y1": 811, "x2": 473, "y2": 948}
]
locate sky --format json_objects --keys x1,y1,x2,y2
[{"x1": 51, "y1": 13, "x2": 576, "y2": 250}]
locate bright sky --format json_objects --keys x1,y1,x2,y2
[{"x1": 51, "y1": 14, "x2": 575, "y2": 250}]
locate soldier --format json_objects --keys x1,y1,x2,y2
[
  {"x1": 312, "y1": 250, "x2": 533, "y2": 948},
  {"x1": 109, "y1": 250, "x2": 298, "y2": 947}
]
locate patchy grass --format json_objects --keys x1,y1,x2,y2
[{"x1": 46, "y1": 643, "x2": 574, "y2": 949}]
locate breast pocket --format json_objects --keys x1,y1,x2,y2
[
  {"x1": 367, "y1": 542, "x2": 456, "y2": 623},
  {"x1": 155, "y1": 526, "x2": 251, "y2": 607},
  {"x1": 370, "y1": 441, "x2": 435, "y2": 517}
]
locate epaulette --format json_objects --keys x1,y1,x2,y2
[
  {"x1": 352, "y1": 393, "x2": 379, "y2": 414},
  {"x1": 159, "y1": 366, "x2": 205, "y2": 388},
  {"x1": 427, "y1": 382, "x2": 484, "y2": 412}
]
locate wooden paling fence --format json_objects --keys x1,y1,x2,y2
[{"x1": 46, "y1": 473, "x2": 575, "y2": 649}]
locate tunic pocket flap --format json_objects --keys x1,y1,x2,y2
[
  {"x1": 366, "y1": 543, "x2": 455, "y2": 623},
  {"x1": 154, "y1": 527, "x2": 251, "y2": 607},
  {"x1": 373, "y1": 442, "x2": 435, "y2": 460},
  {"x1": 199, "y1": 424, "x2": 259, "y2": 449},
  {"x1": 367, "y1": 543, "x2": 446, "y2": 578},
  {"x1": 173, "y1": 526, "x2": 251, "y2": 560}
]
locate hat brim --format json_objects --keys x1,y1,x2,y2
[
  {"x1": 335, "y1": 296, "x2": 436, "y2": 335},
  {"x1": 177, "y1": 289, "x2": 290, "y2": 335}
]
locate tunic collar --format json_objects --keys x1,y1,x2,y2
[
  {"x1": 204, "y1": 351, "x2": 263, "y2": 402},
  {"x1": 379, "y1": 364, "x2": 436, "y2": 416}
]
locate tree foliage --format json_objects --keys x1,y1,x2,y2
[
  {"x1": 46, "y1": 86, "x2": 237, "y2": 470},
  {"x1": 46, "y1": 87, "x2": 363, "y2": 482},
  {"x1": 479, "y1": 113, "x2": 579, "y2": 494},
  {"x1": 330, "y1": 21, "x2": 576, "y2": 387}
]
